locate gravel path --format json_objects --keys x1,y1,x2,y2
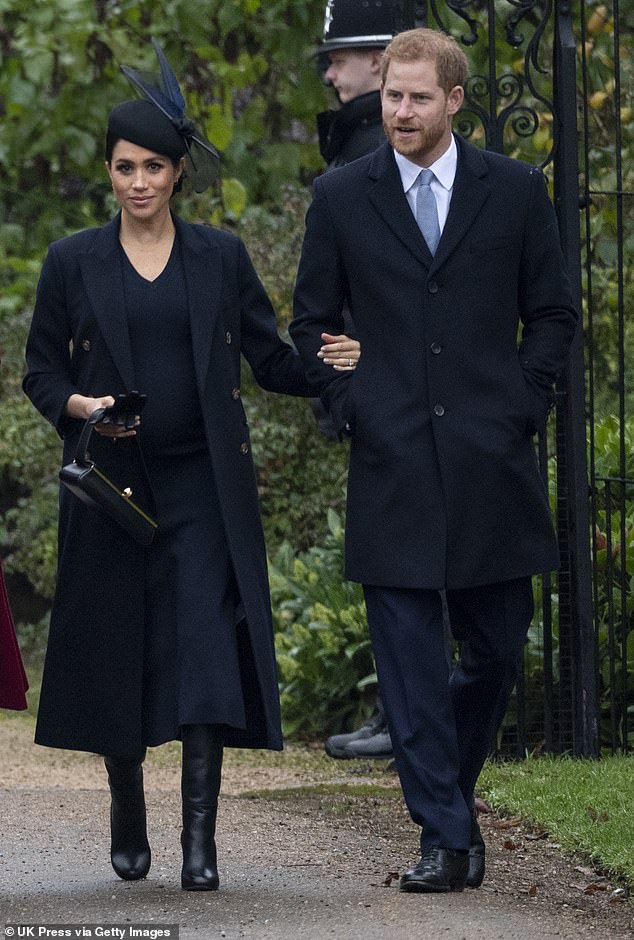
[{"x1": 1, "y1": 719, "x2": 632, "y2": 939}]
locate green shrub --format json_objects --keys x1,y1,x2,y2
[
  {"x1": 270, "y1": 509, "x2": 375, "y2": 738},
  {"x1": 247, "y1": 392, "x2": 349, "y2": 551},
  {"x1": 237, "y1": 186, "x2": 350, "y2": 552},
  {"x1": 590, "y1": 415, "x2": 634, "y2": 749}
]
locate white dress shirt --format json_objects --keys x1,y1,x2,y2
[{"x1": 394, "y1": 135, "x2": 458, "y2": 235}]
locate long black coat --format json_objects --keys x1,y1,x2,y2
[
  {"x1": 291, "y1": 137, "x2": 579, "y2": 590},
  {"x1": 24, "y1": 213, "x2": 311, "y2": 759}
]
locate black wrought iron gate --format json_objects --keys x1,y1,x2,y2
[{"x1": 400, "y1": 0, "x2": 632, "y2": 756}]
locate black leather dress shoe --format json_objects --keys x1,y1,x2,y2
[
  {"x1": 467, "y1": 809, "x2": 486, "y2": 888},
  {"x1": 399, "y1": 847, "x2": 469, "y2": 893}
]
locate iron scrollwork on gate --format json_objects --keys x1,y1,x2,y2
[{"x1": 418, "y1": 0, "x2": 558, "y2": 167}]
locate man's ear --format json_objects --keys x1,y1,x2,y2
[
  {"x1": 370, "y1": 48, "x2": 384, "y2": 75},
  {"x1": 447, "y1": 85, "x2": 465, "y2": 116}
]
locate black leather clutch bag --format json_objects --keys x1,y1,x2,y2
[{"x1": 59, "y1": 408, "x2": 158, "y2": 546}]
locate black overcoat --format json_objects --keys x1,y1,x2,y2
[
  {"x1": 24, "y1": 213, "x2": 311, "y2": 759},
  {"x1": 317, "y1": 90, "x2": 385, "y2": 168},
  {"x1": 290, "y1": 137, "x2": 579, "y2": 590}
]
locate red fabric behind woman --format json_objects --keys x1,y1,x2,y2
[{"x1": 0, "y1": 561, "x2": 28, "y2": 710}]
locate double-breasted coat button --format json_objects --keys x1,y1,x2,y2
[
  {"x1": 81, "y1": 339, "x2": 91, "y2": 352},
  {"x1": 433, "y1": 404, "x2": 445, "y2": 416},
  {"x1": 225, "y1": 331, "x2": 232, "y2": 344},
  {"x1": 427, "y1": 281, "x2": 439, "y2": 294},
  {"x1": 240, "y1": 442, "x2": 249, "y2": 455},
  {"x1": 231, "y1": 387, "x2": 241, "y2": 400},
  {"x1": 430, "y1": 342, "x2": 442, "y2": 355}
]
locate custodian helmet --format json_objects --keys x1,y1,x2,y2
[{"x1": 318, "y1": 0, "x2": 400, "y2": 54}]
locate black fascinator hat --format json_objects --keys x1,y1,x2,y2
[
  {"x1": 107, "y1": 100, "x2": 188, "y2": 161},
  {"x1": 117, "y1": 39, "x2": 220, "y2": 192}
]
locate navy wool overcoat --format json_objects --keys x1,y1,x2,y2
[
  {"x1": 291, "y1": 137, "x2": 579, "y2": 590},
  {"x1": 24, "y1": 213, "x2": 310, "y2": 759}
]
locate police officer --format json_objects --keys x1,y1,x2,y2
[
  {"x1": 316, "y1": 0, "x2": 398, "y2": 168},
  {"x1": 314, "y1": 0, "x2": 399, "y2": 761}
]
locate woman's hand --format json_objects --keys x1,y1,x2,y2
[
  {"x1": 317, "y1": 333, "x2": 360, "y2": 372},
  {"x1": 64, "y1": 394, "x2": 139, "y2": 438}
]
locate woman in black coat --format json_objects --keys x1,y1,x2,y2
[{"x1": 23, "y1": 91, "x2": 357, "y2": 891}]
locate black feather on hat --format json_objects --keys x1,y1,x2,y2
[{"x1": 115, "y1": 39, "x2": 220, "y2": 192}]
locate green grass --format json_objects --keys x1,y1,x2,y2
[{"x1": 479, "y1": 754, "x2": 634, "y2": 887}]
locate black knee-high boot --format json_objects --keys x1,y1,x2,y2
[
  {"x1": 180, "y1": 724, "x2": 223, "y2": 891},
  {"x1": 104, "y1": 753, "x2": 151, "y2": 881}
]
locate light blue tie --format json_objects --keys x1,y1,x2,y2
[{"x1": 416, "y1": 168, "x2": 440, "y2": 256}]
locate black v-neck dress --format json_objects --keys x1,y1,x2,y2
[{"x1": 121, "y1": 239, "x2": 247, "y2": 746}]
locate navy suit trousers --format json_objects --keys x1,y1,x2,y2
[{"x1": 363, "y1": 577, "x2": 534, "y2": 851}]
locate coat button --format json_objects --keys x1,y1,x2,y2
[
  {"x1": 430, "y1": 342, "x2": 442, "y2": 355},
  {"x1": 225, "y1": 331, "x2": 232, "y2": 344},
  {"x1": 428, "y1": 281, "x2": 439, "y2": 294},
  {"x1": 240, "y1": 441, "x2": 249, "y2": 455},
  {"x1": 231, "y1": 387, "x2": 241, "y2": 400},
  {"x1": 81, "y1": 339, "x2": 91, "y2": 352},
  {"x1": 433, "y1": 404, "x2": 445, "y2": 416}
]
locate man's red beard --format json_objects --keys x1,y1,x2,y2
[{"x1": 383, "y1": 117, "x2": 447, "y2": 165}]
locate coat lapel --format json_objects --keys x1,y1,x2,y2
[
  {"x1": 368, "y1": 144, "x2": 432, "y2": 268},
  {"x1": 432, "y1": 136, "x2": 491, "y2": 270},
  {"x1": 78, "y1": 214, "x2": 136, "y2": 390},
  {"x1": 78, "y1": 214, "x2": 223, "y2": 398},
  {"x1": 173, "y1": 215, "x2": 223, "y2": 398}
]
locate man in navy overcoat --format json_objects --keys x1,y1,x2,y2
[{"x1": 291, "y1": 27, "x2": 578, "y2": 893}]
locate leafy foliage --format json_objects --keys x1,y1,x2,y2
[
  {"x1": 579, "y1": 0, "x2": 634, "y2": 420},
  {"x1": 0, "y1": 249, "x2": 60, "y2": 602},
  {"x1": 591, "y1": 416, "x2": 634, "y2": 750},
  {"x1": 270, "y1": 510, "x2": 375, "y2": 739},
  {"x1": 237, "y1": 186, "x2": 349, "y2": 551},
  {"x1": 0, "y1": 0, "x2": 328, "y2": 247}
]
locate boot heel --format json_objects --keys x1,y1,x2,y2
[{"x1": 180, "y1": 802, "x2": 219, "y2": 891}]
